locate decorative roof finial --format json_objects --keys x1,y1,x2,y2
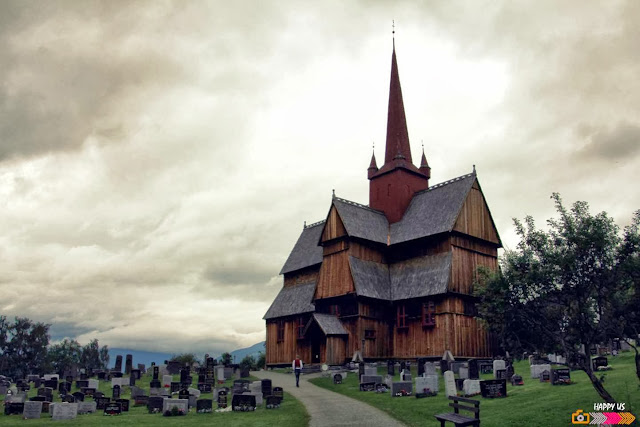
[
  {"x1": 332, "y1": 189, "x2": 335, "y2": 199},
  {"x1": 304, "y1": 220, "x2": 307, "y2": 229},
  {"x1": 392, "y1": 20, "x2": 395, "y2": 48},
  {"x1": 473, "y1": 164, "x2": 476, "y2": 174}
]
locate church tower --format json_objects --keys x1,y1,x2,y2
[{"x1": 368, "y1": 43, "x2": 430, "y2": 223}]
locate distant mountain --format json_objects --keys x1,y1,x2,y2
[
  {"x1": 224, "y1": 341, "x2": 265, "y2": 363},
  {"x1": 107, "y1": 348, "x2": 173, "y2": 369}
]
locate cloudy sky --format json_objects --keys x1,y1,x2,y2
[{"x1": 1, "y1": 1, "x2": 638, "y2": 356}]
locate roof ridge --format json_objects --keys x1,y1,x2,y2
[
  {"x1": 333, "y1": 196, "x2": 386, "y2": 215},
  {"x1": 304, "y1": 220, "x2": 326, "y2": 229},
  {"x1": 414, "y1": 172, "x2": 475, "y2": 195}
]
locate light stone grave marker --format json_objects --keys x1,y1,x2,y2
[
  {"x1": 22, "y1": 401, "x2": 42, "y2": 419},
  {"x1": 463, "y1": 379, "x2": 481, "y2": 396},
  {"x1": 493, "y1": 360, "x2": 506, "y2": 379},
  {"x1": 51, "y1": 402, "x2": 78, "y2": 420},
  {"x1": 444, "y1": 370, "x2": 456, "y2": 397}
]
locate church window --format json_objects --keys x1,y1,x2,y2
[
  {"x1": 364, "y1": 329, "x2": 376, "y2": 340},
  {"x1": 422, "y1": 301, "x2": 436, "y2": 327},
  {"x1": 329, "y1": 304, "x2": 341, "y2": 317},
  {"x1": 396, "y1": 305, "x2": 408, "y2": 329},
  {"x1": 277, "y1": 321, "x2": 285, "y2": 342},
  {"x1": 296, "y1": 316, "x2": 306, "y2": 340}
]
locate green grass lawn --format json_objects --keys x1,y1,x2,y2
[
  {"x1": 0, "y1": 373, "x2": 309, "y2": 426},
  {"x1": 310, "y1": 351, "x2": 640, "y2": 427}
]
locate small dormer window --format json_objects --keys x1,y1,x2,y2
[{"x1": 422, "y1": 301, "x2": 436, "y2": 327}]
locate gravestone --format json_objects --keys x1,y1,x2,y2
[
  {"x1": 391, "y1": 381, "x2": 413, "y2": 397},
  {"x1": 493, "y1": 360, "x2": 506, "y2": 378},
  {"x1": 44, "y1": 379, "x2": 57, "y2": 389},
  {"x1": 360, "y1": 382, "x2": 376, "y2": 392},
  {"x1": 171, "y1": 382, "x2": 181, "y2": 393},
  {"x1": 262, "y1": 378, "x2": 273, "y2": 396},
  {"x1": 551, "y1": 368, "x2": 571, "y2": 385},
  {"x1": 153, "y1": 366, "x2": 159, "y2": 380},
  {"x1": 130, "y1": 386, "x2": 143, "y2": 398},
  {"x1": 539, "y1": 370, "x2": 550, "y2": 382},
  {"x1": 72, "y1": 391, "x2": 85, "y2": 402},
  {"x1": 463, "y1": 379, "x2": 481, "y2": 396},
  {"x1": 62, "y1": 394, "x2": 75, "y2": 403},
  {"x1": 179, "y1": 388, "x2": 190, "y2": 401},
  {"x1": 87, "y1": 379, "x2": 99, "y2": 390},
  {"x1": 272, "y1": 386, "x2": 284, "y2": 402},
  {"x1": 266, "y1": 395, "x2": 281, "y2": 409},
  {"x1": 205, "y1": 358, "x2": 216, "y2": 384},
  {"x1": 479, "y1": 361, "x2": 493, "y2": 374},
  {"x1": 444, "y1": 370, "x2": 456, "y2": 397},
  {"x1": 116, "y1": 399, "x2": 129, "y2": 412},
  {"x1": 480, "y1": 379, "x2": 507, "y2": 398},
  {"x1": 361, "y1": 375, "x2": 382, "y2": 384},
  {"x1": 387, "y1": 360, "x2": 395, "y2": 376},
  {"x1": 112, "y1": 384, "x2": 121, "y2": 399},
  {"x1": 76, "y1": 379, "x2": 88, "y2": 389},
  {"x1": 530, "y1": 364, "x2": 551, "y2": 379},
  {"x1": 125, "y1": 354, "x2": 133, "y2": 375},
  {"x1": 81, "y1": 387, "x2": 96, "y2": 396},
  {"x1": 232, "y1": 394, "x2": 256, "y2": 411},
  {"x1": 51, "y1": 402, "x2": 78, "y2": 420},
  {"x1": 495, "y1": 369, "x2": 507, "y2": 380},
  {"x1": 197, "y1": 383, "x2": 213, "y2": 393},
  {"x1": 104, "y1": 402, "x2": 122, "y2": 416},
  {"x1": 364, "y1": 365, "x2": 377, "y2": 376},
  {"x1": 197, "y1": 399, "x2": 213, "y2": 413},
  {"x1": 401, "y1": 370, "x2": 412, "y2": 382},
  {"x1": 440, "y1": 359, "x2": 449, "y2": 374},
  {"x1": 216, "y1": 366, "x2": 225, "y2": 382},
  {"x1": 450, "y1": 362, "x2": 464, "y2": 374},
  {"x1": 4, "y1": 402, "x2": 24, "y2": 416},
  {"x1": 129, "y1": 374, "x2": 136, "y2": 386},
  {"x1": 217, "y1": 390, "x2": 228, "y2": 408},
  {"x1": 95, "y1": 396, "x2": 111, "y2": 410},
  {"x1": 77, "y1": 401, "x2": 97, "y2": 414},
  {"x1": 459, "y1": 367, "x2": 469, "y2": 379},
  {"x1": 424, "y1": 362, "x2": 437, "y2": 376},
  {"x1": 417, "y1": 358, "x2": 427, "y2": 376},
  {"x1": 131, "y1": 368, "x2": 141, "y2": 380},
  {"x1": 163, "y1": 375, "x2": 173, "y2": 388},
  {"x1": 93, "y1": 391, "x2": 103, "y2": 399},
  {"x1": 180, "y1": 368, "x2": 189, "y2": 384},
  {"x1": 415, "y1": 375, "x2": 438, "y2": 396},
  {"x1": 147, "y1": 396, "x2": 164, "y2": 414},
  {"x1": 511, "y1": 375, "x2": 524, "y2": 386},
  {"x1": 114, "y1": 355, "x2": 123, "y2": 373},
  {"x1": 592, "y1": 356, "x2": 608, "y2": 370},
  {"x1": 163, "y1": 398, "x2": 188, "y2": 415},
  {"x1": 134, "y1": 396, "x2": 149, "y2": 407},
  {"x1": 506, "y1": 363, "x2": 515, "y2": 380},
  {"x1": 333, "y1": 374, "x2": 342, "y2": 384}
]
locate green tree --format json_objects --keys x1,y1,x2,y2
[
  {"x1": 170, "y1": 353, "x2": 199, "y2": 370},
  {"x1": 220, "y1": 352, "x2": 232, "y2": 366},
  {"x1": 99, "y1": 343, "x2": 110, "y2": 370},
  {"x1": 239, "y1": 354, "x2": 257, "y2": 371},
  {"x1": 476, "y1": 194, "x2": 639, "y2": 403},
  {"x1": 47, "y1": 338, "x2": 82, "y2": 375},
  {"x1": 0, "y1": 316, "x2": 50, "y2": 378},
  {"x1": 256, "y1": 351, "x2": 266, "y2": 370},
  {"x1": 80, "y1": 339, "x2": 109, "y2": 371}
]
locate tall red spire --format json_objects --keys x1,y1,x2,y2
[{"x1": 385, "y1": 45, "x2": 412, "y2": 164}]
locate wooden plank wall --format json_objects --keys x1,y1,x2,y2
[
  {"x1": 453, "y1": 182, "x2": 500, "y2": 244},
  {"x1": 284, "y1": 267, "x2": 320, "y2": 287},
  {"x1": 359, "y1": 317, "x2": 392, "y2": 359},
  {"x1": 450, "y1": 246, "x2": 498, "y2": 294},
  {"x1": 340, "y1": 318, "x2": 359, "y2": 359},
  {"x1": 388, "y1": 234, "x2": 451, "y2": 263},
  {"x1": 265, "y1": 320, "x2": 312, "y2": 365},
  {"x1": 321, "y1": 206, "x2": 347, "y2": 242},
  {"x1": 315, "y1": 251, "x2": 355, "y2": 299},
  {"x1": 392, "y1": 312, "x2": 493, "y2": 358},
  {"x1": 326, "y1": 337, "x2": 347, "y2": 365},
  {"x1": 348, "y1": 241, "x2": 385, "y2": 263}
]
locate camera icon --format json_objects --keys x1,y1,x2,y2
[{"x1": 571, "y1": 409, "x2": 591, "y2": 424}]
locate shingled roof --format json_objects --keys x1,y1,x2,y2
[
  {"x1": 305, "y1": 313, "x2": 348, "y2": 336},
  {"x1": 263, "y1": 281, "x2": 316, "y2": 320},
  {"x1": 333, "y1": 198, "x2": 388, "y2": 244},
  {"x1": 349, "y1": 256, "x2": 391, "y2": 300},
  {"x1": 390, "y1": 173, "x2": 476, "y2": 244},
  {"x1": 390, "y1": 252, "x2": 452, "y2": 301},
  {"x1": 280, "y1": 222, "x2": 324, "y2": 275}
]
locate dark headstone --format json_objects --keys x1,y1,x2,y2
[
  {"x1": 480, "y1": 379, "x2": 507, "y2": 398},
  {"x1": 104, "y1": 402, "x2": 122, "y2": 416},
  {"x1": 358, "y1": 363, "x2": 365, "y2": 378},
  {"x1": 44, "y1": 379, "x2": 57, "y2": 389},
  {"x1": 400, "y1": 361, "x2": 406, "y2": 372},
  {"x1": 539, "y1": 370, "x2": 550, "y2": 382},
  {"x1": 59, "y1": 381, "x2": 71, "y2": 394},
  {"x1": 96, "y1": 371, "x2": 106, "y2": 380},
  {"x1": 387, "y1": 360, "x2": 395, "y2": 376},
  {"x1": 150, "y1": 379, "x2": 161, "y2": 388},
  {"x1": 112, "y1": 385, "x2": 121, "y2": 399},
  {"x1": 129, "y1": 374, "x2": 136, "y2": 386},
  {"x1": 179, "y1": 388, "x2": 189, "y2": 400},
  {"x1": 592, "y1": 356, "x2": 608, "y2": 370},
  {"x1": 359, "y1": 382, "x2": 376, "y2": 391},
  {"x1": 4, "y1": 402, "x2": 24, "y2": 415},
  {"x1": 116, "y1": 399, "x2": 129, "y2": 412},
  {"x1": 76, "y1": 380, "x2": 88, "y2": 389},
  {"x1": 240, "y1": 368, "x2": 250, "y2": 378},
  {"x1": 147, "y1": 396, "x2": 164, "y2": 413},
  {"x1": 95, "y1": 396, "x2": 110, "y2": 410},
  {"x1": 217, "y1": 390, "x2": 228, "y2": 408},
  {"x1": 455, "y1": 378, "x2": 465, "y2": 391},
  {"x1": 153, "y1": 366, "x2": 159, "y2": 380},
  {"x1": 125, "y1": 354, "x2": 133, "y2": 375},
  {"x1": 197, "y1": 383, "x2": 213, "y2": 393},
  {"x1": 171, "y1": 382, "x2": 181, "y2": 393},
  {"x1": 261, "y1": 379, "x2": 272, "y2": 396},
  {"x1": 30, "y1": 396, "x2": 47, "y2": 402},
  {"x1": 80, "y1": 372, "x2": 88, "y2": 380},
  {"x1": 114, "y1": 355, "x2": 123, "y2": 373},
  {"x1": 62, "y1": 394, "x2": 75, "y2": 403},
  {"x1": 198, "y1": 374, "x2": 206, "y2": 384},
  {"x1": 333, "y1": 374, "x2": 342, "y2": 384},
  {"x1": 197, "y1": 399, "x2": 213, "y2": 413},
  {"x1": 417, "y1": 358, "x2": 427, "y2": 376},
  {"x1": 180, "y1": 368, "x2": 189, "y2": 384},
  {"x1": 495, "y1": 369, "x2": 507, "y2": 380},
  {"x1": 440, "y1": 359, "x2": 449, "y2": 374},
  {"x1": 72, "y1": 392, "x2": 85, "y2": 402},
  {"x1": 265, "y1": 395, "x2": 281, "y2": 409},
  {"x1": 232, "y1": 393, "x2": 256, "y2": 411},
  {"x1": 81, "y1": 387, "x2": 96, "y2": 396},
  {"x1": 506, "y1": 363, "x2": 515, "y2": 379},
  {"x1": 551, "y1": 368, "x2": 571, "y2": 385},
  {"x1": 92, "y1": 391, "x2": 103, "y2": 399},
  {"x1": 468, "y1": 359, "x2": 479, "y2": 379},
  {"x1": 272, "y1": 386, "x2": 284, "y2": 401},
  {"x1": 510, "y1": 375, "x2": 524, "y2": 386}
]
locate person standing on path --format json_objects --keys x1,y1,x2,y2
[{"x1": 292, "y1": 355, "x2": 303, "y2": 387}]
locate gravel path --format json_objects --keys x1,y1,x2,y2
[{"x1": 252, "y1": 370, "x2": 406, "y2": 427}]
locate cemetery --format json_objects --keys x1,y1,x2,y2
[
  {"x1": 308, "y1": 350, "x2": 640, "y2": 427},
  {"x1": 0, "y1": 358, "x2": 308, "y2": 426}
]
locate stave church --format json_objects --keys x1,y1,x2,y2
[{"x1": 264, "y1": 40, "x2": 501, "y2": 366}]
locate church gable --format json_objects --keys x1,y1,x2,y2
[
  {"x1": 321, "y1": 206, "x2": 347, "y2": 243},
  {"x1": 453, "y1": 180, "x2": 501, "y2": 245}
]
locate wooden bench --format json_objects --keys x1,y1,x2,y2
[{"x1": 434, "y1": 395, "x2": 481, "y2": 427}]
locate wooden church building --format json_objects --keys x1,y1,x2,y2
[{"x1": 264, "y1": 42, "x2": 501, "y2": 366}]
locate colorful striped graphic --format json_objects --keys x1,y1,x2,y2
[{"x1": 587, "y1": 412, "x2": 636, "y2": 425}]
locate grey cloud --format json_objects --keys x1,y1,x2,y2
[{"x1": 578, "y1": 122, "x2": 640, "y2": 161}]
